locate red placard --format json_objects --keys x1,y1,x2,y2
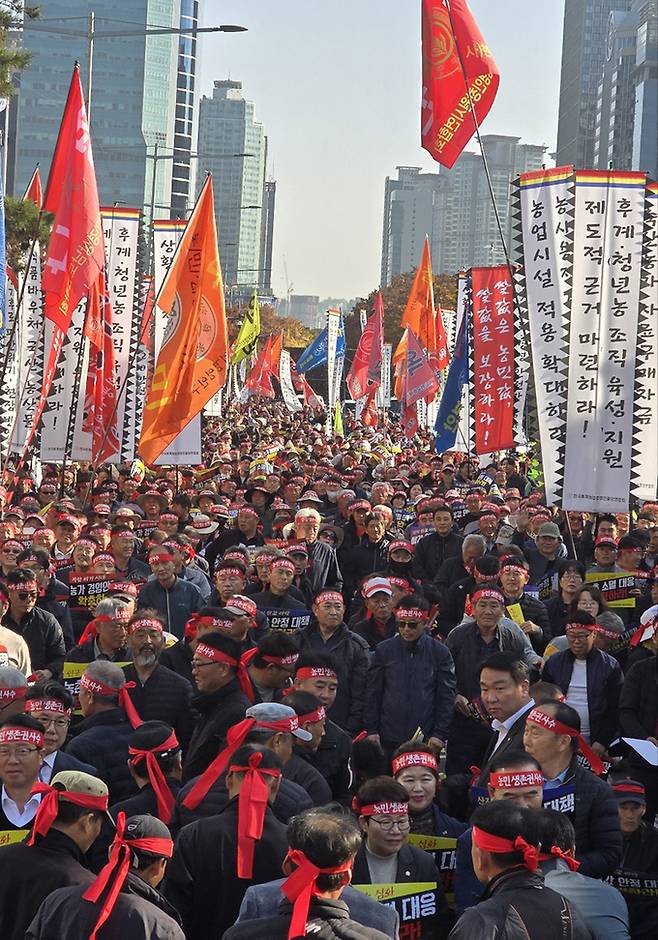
[{"x1": 471, "y1": 266, "x2": 515, "y2": 453}]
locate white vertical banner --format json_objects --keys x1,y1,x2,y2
[
  {"x1": 101, "y1": 207, "x2": 141, "y2": 461},
  {"x1": 279, "y1": 349, "x2": 302, "y2": 413},
  {"x1": 0, "y1": 275, "x2": 19, "y2": 456},
  {"x1": 152, "y1": 220, "x2": 202, "y2": 465},
  {"x1": 562, "y1": 170, "x2": 646, "y2": 511},
  {"x1": 40, "y1": 301, "x2": 92, "y2": 462},
  {"x1": 204, "y1": 388, "x2": 223, "y2": 416},
  {"x1": 379, "y1": 343, "x2": 392, "y2": 408},
  {"x1": 631, "y1": 181, "x2": 658, "y2": 501},
  {"x1": 9, "y1": 251, "x2": 45, "y2": 454},
  {"x1": 516, "y1": 167, "x2": 574, "y2": 504},
  {"x1": 325, "y1": 308, "x2": 340, "y2": 432},
  {"x1": 454, "y1": 274, "x2": 471, "y2": 451}
]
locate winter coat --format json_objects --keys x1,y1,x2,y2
[
  {"x1": 122, "y1": 663, "x2": 194, "y2": 751},
  {"x1": 182, "y1": 678, "x2": 251, "y2": 781},
  {"x1": 298, "y1": 622, "x2": 370, "y2": 735},
  {"x1": 2, "y1": 606, "x2": 65, "y2": 677},
  {"x1": 66, "y1": 707, "x2": 136, "y2": 802},
  {"x1": 296, "y1": 719, "x2": 352, "y2": 803},
  {"x1": 413, "y1": 531, "x2": 464, "y2": 599},
  {"x1": 542, "y1": 647, "x2": 623, "y2": 746},
  {"x1": 137, "y1": 576, "x2": 203, "y2": 638},
  {"x1": 619, "y1": 656, "x2": 658, "y2": 771},
  {"x1": 223, "y1": 896, "x2": 392, "y2": 939}
]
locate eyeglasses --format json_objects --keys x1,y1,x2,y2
[
  {"x1": 369, "y1": 816, "x2": 411, "y2": 832},
  {"x1": 16, "y1": 592, "x2": 38, "y2": 600},
  {"x1": 567, "y1": 632, "x2": 592, "y2": 641},
  {"x1": 191, "y1": 660, "x2": 218, "y2": 671},
  {"x1": 0, "y1": 746, "x2": 40, "y2": 760},
  {"x1": 32, "y1": 715, "x2": 70, "y2": 729}
]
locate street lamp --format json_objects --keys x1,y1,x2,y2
[{"x1": 22, "y1": 16, "x2": 247, "y2": 114}]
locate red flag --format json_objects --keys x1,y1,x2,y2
[
  {"x1": 83, "y1": 273, "x2": 120, "y2": 463},
  {"x1": 270, "y1": 333, "x2": 282, "y2": 380},
  {"x1": 22, "y1": 65, "x2": 104, "y2": 457},
  {"x1": 361, "y1": 392, "x2": 379, "y2": 428},
  {"x1": 346, "y1": 292, "x2": 384, "y2": 400},
  {"x1": 421, "y1": 0, "x2": 499, "y2": 168},
  {"x1": 246, "y1": 335, "x2": 275, "y2": 399},
  {"x1": 23, "y1": 167, "x2": 43, "y2": 208},
  {"x1": 399, "y1": 329, "x2": 439, "y2": 438},
  {"x1": 435, "y1": 304, "x2": 450, "y2": 370}
]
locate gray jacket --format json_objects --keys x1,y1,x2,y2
[
  {"x1": 238, "y1": 879, "x2": 399, "y2": 939},
  {"x1": 446, "y1": 619, "x2": 540, "y2": 699},
  {"x1": 542, "y1": 860, "x2": 629, "y2": 940}
]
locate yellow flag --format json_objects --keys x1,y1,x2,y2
[
  {"x1": 333, "y1": 402, "x2": 344, "y2": 436},
  {"x1": 232, "y1": 290, "x2": 261, "y2": 364}
]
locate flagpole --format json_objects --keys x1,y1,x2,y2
[{"x1": 445, "y1": 0, "x2": 530, "y2": 355}]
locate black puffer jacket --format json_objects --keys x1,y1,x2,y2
[
  {"x1": 448, "y1": 868, "x2": 593, "y2": 940},
  {"x1": 223, "y1": 897, "x2": 391, "y2": 939},
  {"x1": 560, "y1": 755, "x2": 623, "y2": 878},
  {"x1": 2, "y1": 606, "x2": 66, "y2": 677},
  {"x1": 298, "y1": 622, "x2": 370, "y2": 735},
  {"x1": 542, "y1": 648, "x2": 623, "y2": 746},
  {"x1": 619, "y1": 656, "x2": 658, "y2": 770}
]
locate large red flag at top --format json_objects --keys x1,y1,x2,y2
[{"x1": 421, "y1": 0, "x2": 499, "y2": 168}]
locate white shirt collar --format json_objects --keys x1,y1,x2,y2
[
  {"x1": 1, "y1": 785, "x2": 41, "y2": 827},
  {"x1": 491, "y1": 698, "x2": 535, "y2": 735}
]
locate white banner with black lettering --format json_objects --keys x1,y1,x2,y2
[
  {"x1": 152, "y1": 220, "x2": 201, "y2": 465},
  {"x1": 279, "y1": 349, "x2": 302, "y2": 412},
  {"x1": 9, "y1": 250, "x2": 45, "y2": 454},
  {"x1": 562, "y1": 171, "x2": 646, "y2": 511},
  {"x1": 0, "y1": 275, "x2": 19, "y2": 455}
]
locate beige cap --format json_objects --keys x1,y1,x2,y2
[{"x1": 51, "y1": 770, "x2": 109, "y2": 799}]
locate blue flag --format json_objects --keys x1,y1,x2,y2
[
  {"x1": 434, "y1": 315, "x2": 468, "y2": 452},
  {"x1": 296, "y1": 327, "x2": 328, "y2": 373},
  {"x1": 336, "y1": 312, "x2": 345, "y2": 359}
]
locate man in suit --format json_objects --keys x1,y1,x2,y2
[
  {"x1": 24, "y1": 681, "x2": 97, "y2": 781},
  {"x1": 476, "y1": 652, "x2": 535, "y2": 787}
]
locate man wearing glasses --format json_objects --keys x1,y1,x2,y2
[
  {"x1": 351, "y1": 776, "x2": 449, "y2": 937},
  {"x1": 1, "y1": 570, "x2": 65, "y2": 681},
  {"x1": 23, "y1": 681, "x2": 96, "y2": 781},
  {"x1": 0, "y1": 714, "x2": 45, "y2": 838}
]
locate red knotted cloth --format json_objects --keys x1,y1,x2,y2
[
  {"x1": 79, "y1": 673, "x2": 143, "y2": 729},
  {"x1": 128, "y1": 730, "x2": 179, "y2": 824},
  {"x1": 82, "y1": 811, "x2": 173, "y2": 940},
  {"x1": 472, "y1": 825, "x2": 540, "y2": 872},
  {"x1": 27, "y1": 782, "x2": 108, "y2": 846},
  {"x1": 281, "y1": 848, "x2": 353, "y2": 940},
  {"x1": 228, "y1": 751, "x2": 281, "y2": 878},
  {"x1": 539, "y1": 845, "x2": 581, "y2": 871}
]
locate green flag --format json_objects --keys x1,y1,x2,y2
[
  {"x1": 231, "y1": 290, "x2": 261, "y2": 364},
  {"x1": 333, "y1": 401, "x2": 344, "y2": 436}
]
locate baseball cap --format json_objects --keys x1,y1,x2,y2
[
  {"x1": 124, "y1": 813, "x2": 173, "y2": 846},
  {"x1": 363, "y1": 577, "x2": 393, "y2": 598},
  {"x1": 611, "y1": 779, "x2": 646, "y2": 805},
  {"x1": 245, "y1": 702, "x2": 313, "y2": 742},
  {"x1": 595, "y1": 536, "x2": 618, "y2": 549},
  {"x1": 51, "y1": 770, "x2": 109, "y2": 800},
  {"x1": 224, "y1": 596, "x2": 257, "y2": 619},
  {"x1": 537, "y1": 522, "x2": 561, "y2": 539},
  {"x1": 388, "y1": 540, "x2": 414, "y2": 555}
]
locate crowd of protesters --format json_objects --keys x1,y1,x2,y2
[{"x1": 0, "y1": 400, "x2": 656, "y2": 937}]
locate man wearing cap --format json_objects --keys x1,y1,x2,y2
[
  {"x1": 525, "y1": 521, "x2": 568, "y2": 586},
  {"x1": 609, "y1": 778, "x2": 658, "y2": 939},
  {"x1": 619, "y1": 641, "x2": 658, "y2": 823},
  {"x1": 0, "y1": 583, "x2": 32, "y2": 674},
  {"x1": 293, "y1": 509, "x2": 343, "y2": 595},
  {"x1": 27, "y1": 812, "x2": 184, "y2": 940},
  {"x1": 365, "y1": 595, "x2": 456, "y2": 756},
  {"x1": 543, "y1": 610, "x2": 623, "y2": 758},
  {"x1": 2, "y1": 569, "x2": 65, "y2": 680},
  {"x1": 66, "y1": 661, "x2": 136, "y2": 802},
  {"x1": 183, "y1": 631, "x2": 252, "y2": 780},
  {"x1": 137, "y1": 545, "x2": 203, "y2": 639},
  {"x1": 298, "y1": 590, "x2": 369, "y2": 736},
  {"x1": 0, "y1": 665, "x2": 29, "y2": 720},
  {"x1": 164, "y1": 743, "x2": 289, "y2": 940},
  {"x1": 121, "y1": 611, "x2": 194, "y2": 751},
  {"x1": 228, "y1": 809, "x2": 393, "y2": 940},
  {"x1": 24, "y1": 680, "x2": 96, "y2": 780},
  {"x1": 352, "y1": 576, "x2": 397, "y2": 650},
  {"x1": 51, "y1": 514, "x2": 80, "y2": 563},
  {"x1": 413, "y1": 505, "x2": 463, "y2": 593},
  {"x1": 0, "y1": 769, "x2": 109, "y2": 940},
  {"x1": 110, "y1": 524, "x2": 150, "y2": 582},
  {"x1": 523, "y1": 702, "x2": 622, "y2": 877}
]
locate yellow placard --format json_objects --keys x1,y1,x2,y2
[
  {"x1": 585, "y1": 570, "x2": 636, "y2": 608},
  {"x1": 0, "y1": 829, "x2": 29, "y2": 847},
  {"x1": 408, "y1": 834, "x2": 457, "y2": 852},
  {"x1": 353, "y1": 882, "x2": 437, "y2": 902},
  {"x1": 506, "y1": 603, "x2": 525, "y2": 625}
]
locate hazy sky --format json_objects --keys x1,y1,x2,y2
[{"x1": 200, "y1": 1, "x2": 566, "y2": 301}]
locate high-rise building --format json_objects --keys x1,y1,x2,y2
[
  {"x1": 171, "y1": 0, "x2": 200, "y2": 217},
  {"x1": 9, "y1": 1, "x2": 183, "y2": 219},
  {"x1": 556, "y1": 0, "x2": 633, "y2": 169},
  {"x1": 196, "y1": 80, "x2": 267, "y2": 291},
  {"x1": 259, "y1": 179, "x2": 276, "y2": 293},
  {"x1": 380, "y1": 136, "x2": 545, "y2": 284},
  {"x1": 594, "y1": 1, "x2": 657, "y2": 177}
]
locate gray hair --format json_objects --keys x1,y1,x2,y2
[
  {"x1": 94, "y1": 597, "x2": 130, "y2": 619},
  {"x1": 462, "y1": 534, "x2": 486, "y2": 559},
  {"x1": 295, "y1": 508, "x2": 321, "y2": 523},
  {"x1": 0, "y1": 666, "x2": 28, "y2": 689},
  {"x1": 83, "y1": 661, "x2": 125, "y2": 704}
]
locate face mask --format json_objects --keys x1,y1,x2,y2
[{"x1": 326, "y1": 491, "x2": 338, "y2": 503}]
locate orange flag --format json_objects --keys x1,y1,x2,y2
[
  {"x1": 270, "y1": 333, "x2": 283, "y2": 380},
  {"x1": 138, "y1": 175, "x2": 228, "y2": 464},
  {"x1": 399, "y1": 236, "x2": 437, "y2": 358},
  {"x1": 23, "y1": 166, "x2": 43, "y2": 208}
]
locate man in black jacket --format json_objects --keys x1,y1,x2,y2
[
  {"x1": 450, "y1": 800, "x2": 591, "y2": 940},
  {"x1": 17, "y1": 548, "x2": 75, "y2": 650},
  {"x1": 224, "y1": 808, "x2": 391, "y2": 940},
  {"x1": 121, "y1": 611, "x2": 194, "y2": 751},
  {"x1": 609, "y1": 778, "x2": 658, "y2": 940},
  {"x1": 619, "y1": 652, "x2": 658, "y2": 823},
  {"x1": 182, "y1": 631, "x2": 251, "y2": 780},
  {"x1": 164, "y1": 744, "x2": 288, "y2": 940},
  {"x1": 0, "y1": 769, "x2": 108, "y2": 940},
  {"x1": 476, "y1": 652, "x2": 536, "y2": 786},
  {"x1": 298, "y1": 590, "x2": 369, "y2": 736},
  {"x1": 283, "y1": 689, "x2": 352, "y2": 803},
  {"x1": 498, "y1": 556, "x2": 549, "y2": 654},
  {"x1": 433, "y1": 534, "x2": 486, "y2": 603},
  {"x1": 2, "y1": 569, "x2": 65, "y2": 680},
  {"x1": 413, "y1": 505, "x2": 463, "y2": 595},
  {"x1": 523, "y1": 701, "x2": 622, "y2": 877}
]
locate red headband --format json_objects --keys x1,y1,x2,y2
[
  {"x1": 472, "y1": 588, "x2": 504, "y2": 604},
  {"x1": 538, "y1": 846, "x2": 581, "y2": 871},
  {"x1": 241, "y1": 648, "x2": 299, "y2": 669},
  {"x1": 270, "y1": 558, "x2": 295, "y2": 572},
  {"x1": 79, "y1": 675, "x2": 142, "y2": 730},
  {"x1": 297, "y1": 705, "x2": 326, "y2": 725},
  {"x1": 526, "y1": 709, "x2": 604, "y2": 775},
  {"x1": 129, "y1": 731, "x2": 180, "y2": 824},
  {"x1": 78, "y1": 614, "x2": 117, "y2": 646},
  {"x1": 1, "y1": 540, "x2": 24, "y2": 551},
  {"x1": 82, "y1": 812, "x2": 173, "y2": 940},
  {"x1": 25, "y1": 699, "x2": 72, "y2": 717},
  {"x1": 0, "y1": 726, "x2": 44, "y2": 747},
  {"x1": 184, "y1": 613, "x2": 231, "y2": 641},
  {"x1": 239, "y1": 506, "x2": 259, "y2": 518},
  {"x1": 314, "y1": 591, "x2": 343, "y2": 606},
  {"x1": 27, "y1": 782, "x2": 108, "y2": 846},
  {"x1": 0, "y1": 686, "x2": 27, "y2": 704},
  {"x1": 7, "y1": 580, "x2": 37, "y2": 592},
  {"x1": 93, "y1": 552, "x2": 115, "y2": 565},
  {"x1": 217, "y1": 567, "x2": 246, "y2": 578},
  {"x1": 395, "y1": 608, "x2": 428, "y2": 621},
  {"x1": 391, "y1": 751, "x2": 438, "y2": 776},
  {"x1": 148, "y1": 551, "x2": 174, "y2": 564},
  {"x1": 281, "y1": 848, "x2": 353, "y2": 940},
  {"x1": 489, "y1": 771, "x2": 544, "y2": 789},
  {"x1": 295, "y1": 666, "x2": 337, "y2": 681},
  {"x1": 195, "y1": 642, "x2": 254, "y2": 701},
  {"x1": 565, "y1": 621, "x2": 596, "y2": 634},
  {"x1": 128, "y1": 617, "x2": 164, "y2": 634},
  {"x1": 472, "y1": 825, "x2": 539, "y2": 872},
  {"x1": 182, "y1": 714, "x2": 301, "y2": 811},
  {"x1": 388, "y1": 576, "x2": 410, "y2": 590},
  {"x1": 353, "y1": 800, "x2": 408, "y2": 817},
  {"x1": 75, "y1": 538, "x2": 98, "y2": 550},
  {"x1": 228, "y1": 752, "x2": 282, "y2": 878}
]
